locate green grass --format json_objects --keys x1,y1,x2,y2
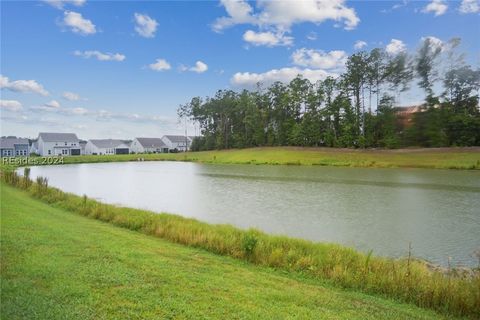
[
  {"x1": 0, "y1": 184, "x2": 467, "y2": 320},
  {"x1": 2, "y1": 170, "x2": 479, "y2": 318},
  {"x1": 25, "y1": 146, "x2": 480, "y2": 170}
]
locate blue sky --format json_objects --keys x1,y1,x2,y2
[{"x1": 1, "y1": 0, "x2": 479, "y2": 139}]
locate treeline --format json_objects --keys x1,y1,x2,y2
[{"x1": 178, "y1": 38, "x2": 480, "y2": 150}]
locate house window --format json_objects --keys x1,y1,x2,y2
[
  {"x1": 65, "y1": 142, "x2": 67, "y2": 146},
  {"x1": 48, "y1": 150, "x2": 51, "y2": 155}
]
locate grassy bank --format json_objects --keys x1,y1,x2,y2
[
  {"x1": 1, "y1": 184, "x2": 462, "y2": 320},
  {"x1": 2, "y1": 170, "x2": 479, "y2": 318},
  {"x1": 24, "y1": 146, "x2": 480, "y2": 170}
]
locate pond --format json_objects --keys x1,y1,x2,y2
[{"x1": 25, "y1": 161, "x2": 480, "y2": 267}]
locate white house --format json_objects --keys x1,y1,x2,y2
[
  {"x1": 85, "y1": 139, "x2": 130, "y2": 155},
  {"x1": 29, "y1": 139, "x2": 39, "y2": 155},
  {"x1": 161, "y1": 135, "x2": 192, "y2": 152},
  {"x1": 37, "y1": 132, "x2": 81, "y2": 156},
  {"x1": 131, "y1": 137, "x2": 168, "y2": 153},
  {"x1": 79, "y1": 140, "x2": 87, "y2": 155}
]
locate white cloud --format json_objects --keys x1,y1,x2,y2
[
  {"x1": 63, "y1": 11, "x2": 96, "y2": 35},
  {"x1": 74, "y1": 50, "x2": 126, "y2": 61},
  {"x1": 243, "y1": 30, "x2": 293, "y2": 47},
  {"x1": 291, "y1": 48, "x2": 347, "y2": 70},
  {"x1": 2, "y1": 106, "x2": 185, "y2": 139},
  {"x1": 93, "y1": 109, "x2": 176, "y2": 125},
  {"x1": 459, "y1": 0, "x2": 480, "y2": 13},
  {"x1": 30, "y1": 102, "x2": 89, "y2": 116},
  {"x1": 0, "y1": 100, "x2": 23, "y2": 112},
  {"x1": 149, "y1": 59, "x2": 171, "y2": 71},
  {"x1": 179, "y1": 61, "x2": 209, "y2": 73},
  {"x1": 259, "y1": 0, "x2": 360, "y2": 31},
  {"x1": 422, "y1": 0, "x2": 448, "y2": 16},
  {"x1": 213, "y1": 0, "x2": 359, "y2": 48},
  {"x1": 354, "y1": 40, "x2": 367, "y2": 50},
  {"x1": 214, "y1": 0, "x2": 359, "y2": 32},
  {"x1": 45, "y1": 100, "x2": 61, "y2": 108},
  {"x1": 44, "y1": 0, "x2": 86, "y2": 9},
  {"x1": 385, "y1": 39, "x2": 406, "y2": 55},
  {"x1": 392, "y1": 0, "x2": 408, "y2": 10},
  {"x1": 231, "y1": 67, "x2": 337, "y2": 88},
  {"x1": 212, "y1": 0, "x2": 257, "y2": 32},
  {"x1": 0, "y1": 75, "x2": 49, "y2": 96},
  {"x1": 30, "y1": 100, "x2": 62, "y2": 112},
  {"x1": 189, "y1": 61, "x2": 208, "y2": 73},
  {"x1": 71, "y1": 107, "x2": 88, "y2": 115},
  {"x1": 62, "y1": 91, "x2": 80, "y2": 101},
  {"x1": 134, "y1": 13, "x2": 158, "y2": 38},
  {"x1": 306, "y1": 32, "x2": 317, "y2": 41}
]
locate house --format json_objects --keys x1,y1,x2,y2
[
  {"x1": 393, "y1": 105, "x2": 425, "y2": 128},
  {"x1": 29, "y1": 139, "x2": 39, "y2": 155},
  {"x1": 79, "y1": 140, "x2": 87, "y2": 155},
  {"x1": 0, "y1": 137, "x2": 29, "y2": 157},
  {"x1": 161, "y1": 135, "x2": 192, "y2": 152},
  {"x1": 37, "y1": 132, "x2": 81, "y2": 156},
  {"x1": 85, "y1": 139, "x2": 130, "y2": 155},
  {"x1": 131, "y1": 137, "x2": 168, "y2": 153}
]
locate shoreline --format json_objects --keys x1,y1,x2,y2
[
  {"x1": 1, "y1": 184, "x2": 459, "y2": 320},
  {"x1": 1, "y1": 168, "x2": 479, "y2": 318},
  {"x1": 3, "y1": 146, "x2": 480, "y2": 170}
]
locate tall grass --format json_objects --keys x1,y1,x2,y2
[{"x1": 1, "y1": 169, "x2": 479, "y2": 318}]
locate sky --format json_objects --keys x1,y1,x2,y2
[{"x1": 1, "y1": 0, "x2": 479, "y2": 139}]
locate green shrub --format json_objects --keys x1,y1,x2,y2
[{"x1": 242, "y1": 230, "x2": 258, "y2": 256}]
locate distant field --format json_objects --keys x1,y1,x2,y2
[
  {"x1": 52, "y1": 146, "x2": 480, "y2": 169},
  {"x1": 0, "y1": 185, "x2": 461, "y2": 320}
]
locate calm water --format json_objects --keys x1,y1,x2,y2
[{"x1": 25, "y1": 162, "x2": 480, "y2": 266}]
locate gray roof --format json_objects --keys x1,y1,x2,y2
[
  {"x1": 39, "y1": 132, "x2": 79, "y2": 142},
  {"x1": 136, "y1": 137, "x2": 166, "y2": 148},
  {"x1": 89, "y1": 139, "x2": 128, "y2": 149},
  {"x1": 163, "y1": 135, "x2": 190, "y2": 143},
  {"x1": 0, "y1": 137, "x2": 29, "y2": 149}
]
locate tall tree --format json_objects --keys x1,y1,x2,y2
[
  {"x1": 415, "y1": 38, "x2": 442, "y2": 104},
  {"x1": 385, "y1": 52, "x2": 413, "y2": 105},
  {"x1": 344, "y1": 52, "x2": 369, "y2": 138},
  {"x1": 443, "y1": 66, "x2": 480, "y2": 114},
  {"x1": 366, "y1": 48, "x2": 387, "y2": 110}
]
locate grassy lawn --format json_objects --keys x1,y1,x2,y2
[
  {"x1": 22, "y1": 146, "x2": 480, "y2": 170},
  {"x1": 0, "y1": 184, "x2": 462, "y2": 320}
]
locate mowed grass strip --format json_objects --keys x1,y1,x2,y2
[
  {"x1": 0, "y1": 184, "x2": 460, "y2": 320},
  {"x1": 42, "y1": 146, "x2": 480, "y2": 170}
]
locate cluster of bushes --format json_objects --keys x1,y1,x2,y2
[{"x1": 1, "y1": 168, "x2": 479, "y2": 318}]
